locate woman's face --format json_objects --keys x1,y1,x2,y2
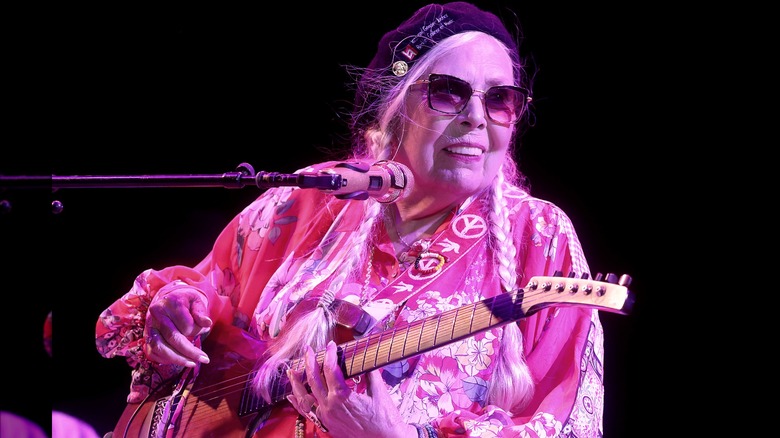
[{"x1": 398, "y1": 34, "x2": 516, "y2": 202}]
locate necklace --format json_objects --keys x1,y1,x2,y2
[
  {"x1": 384, "y1": 208, "x2": 414, "y2": 249},
  {"x1": 390, "y1": 216, "x2": 415, "y2": 249},
  {"x1": 385, "y1": 207, "x2": 456, "y2": 252}
]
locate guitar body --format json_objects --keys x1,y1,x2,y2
[{"x1": 112, "y1": 324, "x2": 299, "y2": 438}]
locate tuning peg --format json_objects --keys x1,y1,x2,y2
[{"x1": 618, "y1": 274, "x2": 632, "y2": 287}]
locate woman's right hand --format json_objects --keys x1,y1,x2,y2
[
  {"x1": 287, "y1": 341, "x2": 419, "y2": 438},
  {"x1": 144, "y1": 287, "x2": 213, "y2": 367}
]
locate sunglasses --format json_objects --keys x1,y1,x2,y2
[{"x1": 414, "y1": 74, "x2": 531, "y2": 124}]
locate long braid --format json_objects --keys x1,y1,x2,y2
[
  {"x1": 319, "y1": 199, "x2": 383, "y2": 308},
  {"x1": 487, "y1": 168, "x2": 535, "y2": 412},
  {"x1": 489, "y1": 169, "x2": 519, "y2": 292},
  {"x1": 254, "y1": 198, "x2": 384, "y2": 402}
]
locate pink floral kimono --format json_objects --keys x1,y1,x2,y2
[{"x1": 97, "y1": 171, "x2": 606, "y2": 437}]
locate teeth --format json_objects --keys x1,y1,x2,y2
[{"x1": 446, "y1": 146, "x2": 482, "y2": 156}]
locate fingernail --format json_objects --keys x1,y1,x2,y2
[
  {"x1": 199, "y1": 355, "x2": 210, "y2": 364},
  {"x1": 184, "y1": 360, "x2": 197, "y2": 367}
]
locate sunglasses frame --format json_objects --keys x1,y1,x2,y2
[{"x1": 414, "y1": 73, "x2": 532, "y2": 124}]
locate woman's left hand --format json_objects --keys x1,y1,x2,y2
[{"x1": 287, "y1": 341, "x2": 418, "y2": 438}]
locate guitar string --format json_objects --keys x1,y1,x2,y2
[
  {"x1": 154, "y1": 279, "x2": 627, "y2": 435},
  {"x1": 186, "y1": 285, "x2": 620, "y2": 404}
]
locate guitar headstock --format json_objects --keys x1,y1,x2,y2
[{"x1": 521, "y1": 272, "x2": 634, "y2": 316}]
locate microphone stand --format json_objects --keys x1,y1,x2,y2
[
  {"x1": 0, "y1": 163, "x2": 347, "y2": 214},
  {"x1": 2, "y1": 163, "x2": 258, "y2": 191}
]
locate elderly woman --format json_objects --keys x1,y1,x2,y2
[{"x1": 98, "y1": 3, "x2": 621, "y2": 437}]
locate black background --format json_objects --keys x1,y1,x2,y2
[{"x1": 3, "y1": 1, "x2": 680, "y2": 436}]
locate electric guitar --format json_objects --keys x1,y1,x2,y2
[{"x1": 112, "y1": 272, "x2": 634, "y2": 438}]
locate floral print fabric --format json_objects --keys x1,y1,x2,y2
[{"x1": 96, "y1": 177, "x2": 605, "y2": 437}]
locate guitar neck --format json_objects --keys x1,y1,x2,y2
[
  {"x1": 296, "y1": 273, "x2": 633, "y2": 379},
  {"x1": 258, "y1": 273, "x2": 632, "y2": 411}
]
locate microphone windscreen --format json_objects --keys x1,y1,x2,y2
[{"x1": 372, "y1": 160, "x2": 413, "y2": 204}]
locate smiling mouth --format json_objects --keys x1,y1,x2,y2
[{"x1": 444, "y1": 146, "x2": 483, "y2": 156}]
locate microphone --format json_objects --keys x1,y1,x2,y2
[{"x1": 254, "y1": 160, "x2": 414, "y2": 203}]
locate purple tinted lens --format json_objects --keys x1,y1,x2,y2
[
  {"x1": 484, "y1": 86, "x2": 525, "y2": 123},
  {"x1": 428, "y1": 75, "x2": 472, "y2": 113}
]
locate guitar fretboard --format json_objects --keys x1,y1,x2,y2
[{"x1": 237, "y1": 273, "x2": 632, "y2": 417}]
